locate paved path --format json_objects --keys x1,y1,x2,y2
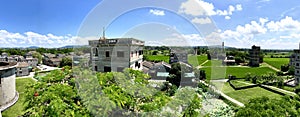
[
  {"x1": 263, "y1": 62, "x2": 280, "y2": 72},
  {"x1": 196, "y1": 60, "x2": 209, "y2": 69},
  {"x1": 199, "y1": 80, "x2": 245, "y2": 107},
  {"x1": 16, "y1": 72, "x2": 37, "y2": 81}
]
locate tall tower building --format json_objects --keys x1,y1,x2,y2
[{"x1": 293, "y1": 43, "x2": 300, "y2": 84}]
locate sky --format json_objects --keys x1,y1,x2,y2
[{"x1": 0, "y1": 0, "x2": 300, "y2": 49}]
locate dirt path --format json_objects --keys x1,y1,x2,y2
[
  {"x1": 263, "y1": 62, "x2": 280, "y2": 72},
  {"x1": 196, "y1": 60, "x2": 209, "y2": 69}
]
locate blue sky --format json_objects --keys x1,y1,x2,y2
[{"x1": 0, "y1": 0, "x2": 300, "y2": 49}]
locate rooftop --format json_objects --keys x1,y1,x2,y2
[{"x1": 0, "y1": 62, "x2": 17, "y2": 70}]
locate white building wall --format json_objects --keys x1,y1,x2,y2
[{"x1": 0, "y1": 67, "x2": 16, "y2": 106}]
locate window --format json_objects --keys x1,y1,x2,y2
[
  {"x1": 297, "y1": 63, "x2": 300, "y2": 66},
  {"x1": 297, "y1": 70, "x2": 299, "y2": 74},
  {"x1": 135, "y1": 61, "x2": 138, "y2": 67},
  {"x1": 92, "y1": 48, "x2": 98, "y2": 56},
  {"x1": 95, "y1": 66, "x2": 98, "y2": 71},
  {"x1": 106, "y1": 51, "x2": 110, "y2": 57},
  {"x1": 139, "y1": 50, "x2": 142, "y2": 55},
  {"x1": 104, "y1": 66, "x2": 111, "y2": 72},
  {"x1": 117, "y1": 51, "x2": 124, "y2": 57}
]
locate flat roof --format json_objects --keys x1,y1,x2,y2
[{"x1": 0, "y1": 62, "x2": 17, "y2": 70}]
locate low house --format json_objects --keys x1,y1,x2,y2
[
  {"x1": 42, "y1": 53, "x2": 62, "y2": 67},
  {"x1": 143, "y1": 61, "x2": 171, "y2": 80},
  {"x1": 223, "y1": 56, "x2": 236, "y2": 65},
  {"x1": 16, "y1": 62, "x2": 29, "y2": 77}
]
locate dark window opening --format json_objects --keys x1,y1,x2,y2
[
  {"x1": 297, "y1": 63, "x2": 300, "y2": 66},
  {"x1": 139, "y1": 50, "x2": 142, "y2": 55},
  {"x1": 95, "y1": 66, "x2": 98, "y2": 71},
  {"x1": 135, "y1": 61, "x2": 139, "y2": 67},
  {"x1": 104, "y1": 66, "x2": 111, "y2": 72},
  {"x1": 117, "y1": 51, "x2": 124, "y2": 57},
  {"x1": 106, "y1": 51, "x2": 110, "y2": 57},
  {"x1": 93, "y1": 48, "x2": 98, "y2": 56}
]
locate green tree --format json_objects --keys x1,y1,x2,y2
[{"x1": 60, "y1": 57, "x2": 72, "y2": 67}]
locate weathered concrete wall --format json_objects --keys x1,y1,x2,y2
[{"x1": 0, "y1": 67, "x2": 16, "y2": 106}]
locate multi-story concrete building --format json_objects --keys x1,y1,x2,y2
[
  {"x1": 290, "y1": 43, "x2": 300, "y2": 84},
  {"x1": 0, "y1": 62, "x2": 18, "y2": 111},
  {"x1": 249, "y1": 45, "x2": 261, "y2": 67},
  {"x1": 169, "y1": 48, "x2": 188, "y2": 64},
  {"x1": 89, "y1": 38, "x2": 144, "y2": 72}
]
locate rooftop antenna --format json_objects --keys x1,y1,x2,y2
[{"x1": 102, "y1": 27, "x2": 106, "y2": 40}]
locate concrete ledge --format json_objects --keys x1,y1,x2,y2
[{"x1": 0, "y1": 91, "x2": 19, "y2": 112}]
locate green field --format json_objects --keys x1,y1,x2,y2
[
  {"x1": 230, "y1": 80, "x2": 252, "y2": 87},
  {"x1": 201, "y1": 66, "x2": 276, "y2": 80},
  {"x1": 188, "y1": 55, "x2": 207, "y2": 67},
  {"x1": 221, "y1": 82, "x2": 282, "y2": 104},
  {"x1": 264, "y1": 57, "x2": 290, "y2": 69},
  {"x1": 2, "y1": 78, "x2": 36, "y2": 117},
  {"x1": 144, "y1": 55, "x2": 169, "y2": 63},
  {"x1": 202, "y1": 60, "x2": 223, "y2": 66}
]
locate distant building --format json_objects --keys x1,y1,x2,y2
[
  {"x1": 0, "y1": 62, "x2": 18, "y2": 111},
  {"x1": 223, "y1": 56, "x2": 236, "y2": 65},
  {"x1": 16, "y1": 62, "x2": 30, "y2": 77},
  {"x1": 42, "y1": 53, "x2": 62, "y2": 67},
  {"x1": 142, "y1": 61, "x2": 171, "y2": 80},
  {"x1": 89, "y1": 38, "x2": 144, "y2": 72},
  {"x1": 249, "y1": 45, "x2": 260, "y2": 67},
  {"x1": 291, "y1": 43, "x2": 300, "y2": 84},
  {"x1": 169, "y1": 48, "x2": 188, "y2": 64}
]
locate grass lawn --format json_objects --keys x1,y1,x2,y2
[
  {"x1": 202, "y1": 60, "x2": 223, "y2": 66},
  {"x1": 221, "y1": 82, "x2": 282, "y2": 104},
  {"x1": 188, "y1": 55, "x2": 207, "y2": 67},
  {"x1": 230, "y1": 80, "x2": 252, "y2": 87},
  {"x1": 2, "y1": 78, "x2": 36, "y2": 117},
  {"x1": 201, "y1": 66, "x2": 276, "y2": 80},
  {"x1": 264, "y1": 57, "x2": 290, "y2": 69},
  {"x1": 145, "y1": 55, "x2": 169, "y2": 63}
]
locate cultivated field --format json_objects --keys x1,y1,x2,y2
[
  {"x1": 201, "y1": 60, "x2": 223, "y2": 66},
  {"x1": 264, "y1": 57, "x2": 290, "y2": 69},
  {"x1": 188, "y1": 55, "x2": 207, "y2": 67},
  {"x1": 201, "y1": 66, "x2": 276, "y2": 80},
  {"x1": 144, "y1": 55, "x2": 169, "y2": 63}
]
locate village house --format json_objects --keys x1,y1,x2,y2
[
  {"x1": 89, "y1": 38, "x2": 144, "y2": 72},
  {"x1": 16, "y1": 62, "x2": 30, "y2": 77}
]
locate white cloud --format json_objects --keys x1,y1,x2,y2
[
  {"x1": 266, "y1": 16, "x2": 300, "y2": 32},
  {"x1": 0, "y1": 29, "x2": 81, "y2": 48},
  {"x1": 220, "y1": 16, "x2": 300, "y2": 49},
  {"x1": 225, "y1": 16, "x2": 231, "y2": 20},
  {"x1": 191, "y1": 17, "x2": 212, "y2": 24},
  {"x1": 179, "y1": 0, "x2": 242, "y2": 19},
  {"x1": 149, "y1": 9, "x2": 165, "y2": 16},
  {"x1": 236, "y1": 4, "x2": 243, "y2": 11}
]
